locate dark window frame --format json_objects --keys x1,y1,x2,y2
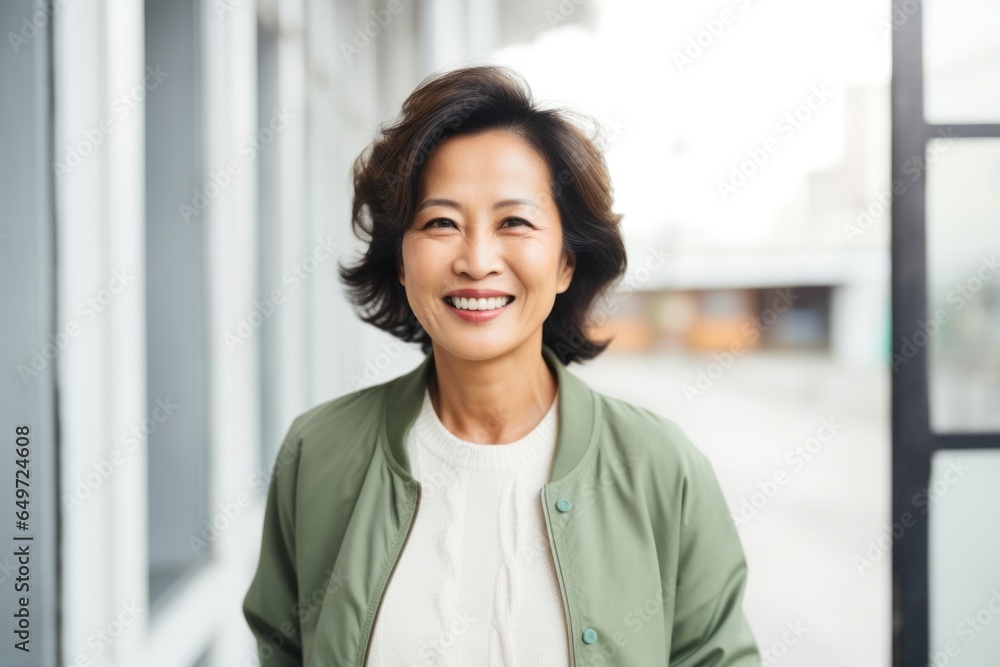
[{"x1": 890, "y1": 2, "x2": 1000, "y2": 664}]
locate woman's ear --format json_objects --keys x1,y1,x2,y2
[{"x1": 557, "y1": 249, "x2": 576, "y2": 294}]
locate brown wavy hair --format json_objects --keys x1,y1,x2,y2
[{"x1": 337, "y1": 64, "x2": 627, "y2": 365}]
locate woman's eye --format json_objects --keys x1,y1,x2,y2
[
  {"x1": 425, "y1": 218, "x2": 454, "y2": 229},
  {"x1": 503, "y1": 217, "x2": 530, "y2": 228},
  {"x1": 423, "y1": 218, "x2": 529, "y2": 229}
]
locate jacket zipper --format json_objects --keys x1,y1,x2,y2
[
  {"x1": 359, "y1": 482, "x2": 422, "y2": 667},
  {"x1": 541, "y1": 486, "x2": 577, "y2": 666}
]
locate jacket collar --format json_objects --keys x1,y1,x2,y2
[{"x1": 381, "y1": 343, "x2": 598, "y2": 484}]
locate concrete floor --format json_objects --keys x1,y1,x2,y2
[{"x1": 570, "y1": 349, "x2": 891, "y2": 667}]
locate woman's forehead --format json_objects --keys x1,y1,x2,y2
[{"x1": 416, "y1": 132, "x2": 554, "y2": 206}]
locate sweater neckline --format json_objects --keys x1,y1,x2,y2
[
  {"x1": 409, "y1": 386, "x2": 558, "y2": 472},
  {"x1": 382, "y1": 344, "x2": 602, "y2": 485}
]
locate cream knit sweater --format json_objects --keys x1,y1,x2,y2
[{"x1": 366, "y1": 385, "x2": 571, "y2": 666}]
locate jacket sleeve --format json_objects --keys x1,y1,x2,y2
[
  {"x1": 668, "y1": 447, "x2": 761, "y2": 666},
  {"x1": 243, "y1": 418, "x2": 305, "y2": 667}
]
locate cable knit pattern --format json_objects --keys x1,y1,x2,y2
[{"x1": 366, "y1": 386, "x2": 571, "y2": 667}]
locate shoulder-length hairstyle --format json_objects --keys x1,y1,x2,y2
[{"x1": 337, "y1": 64, "x2": 627, "y2": 365}]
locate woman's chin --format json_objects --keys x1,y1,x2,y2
[{"x1": 433, "y1": 334, "x2": 519, "y2": 362}]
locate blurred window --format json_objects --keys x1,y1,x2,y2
[{"x1": 145, "y1": 0, "x2": 211, "y2": 606}]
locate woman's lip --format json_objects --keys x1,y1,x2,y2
[
  {"x1": 442, "y1": 295, "x2": 515, "y2": 306},
  {"x1": 443, "y1": 296, "x2": 513, "y2": 322},
  {"x1": 443, "y1": 291, "x2": 514, "y2": 299}
]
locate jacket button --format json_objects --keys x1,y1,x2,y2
[
  {"x1": 582, "y1": 627, "x2": 598, "y2": 644},
  {"x1": 556, "y1": 498, "x2": 572, "y2": 512}
]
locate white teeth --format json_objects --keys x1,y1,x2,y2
[{"x1": 446, "y1": 296, "x2": 512, "y2": 311}]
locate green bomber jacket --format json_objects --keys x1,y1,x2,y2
[{"x1": 242, "y1": 343, "x2": 761, "y2": 666}]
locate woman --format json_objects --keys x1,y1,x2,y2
[{"x1": 243, "y1": 65, "x2": 761, "y2": 666}]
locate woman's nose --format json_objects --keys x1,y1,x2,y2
[{"x1": 453, "y1": 229, "x2": 503, "y2": 278}]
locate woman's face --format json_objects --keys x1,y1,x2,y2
[{"x1": 399, "y1": 129, "x2": 575, "y2": 362}]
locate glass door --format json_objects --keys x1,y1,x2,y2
[{"x1": 891, "y1": 0, "x2": 1000, "y2": 664}]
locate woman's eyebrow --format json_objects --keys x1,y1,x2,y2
[
  {"x1": 415, "y1": 197, "x2": 541, "y2": 212},
  {"x1": 415, "y1": 197, "x2": 460, "y2": 212},
  {"x1": 494, "y1": 198, "x2": 540, "y2": 211}
]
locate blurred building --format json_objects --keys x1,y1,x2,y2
[{"x1": 593, "y1": 82, "x2": 890, "y2": 366}]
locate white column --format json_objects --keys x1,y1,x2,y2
[{"x1": 54, "y1": 0, "x2": 149, "y2": 664}]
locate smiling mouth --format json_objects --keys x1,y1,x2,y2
[{"x1": 443, "y1": 295, "x2": 515, "y2": 311}]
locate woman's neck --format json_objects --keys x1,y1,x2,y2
[{"x1": 428, "y1": 344, "x2": 558, "y2": 445}]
